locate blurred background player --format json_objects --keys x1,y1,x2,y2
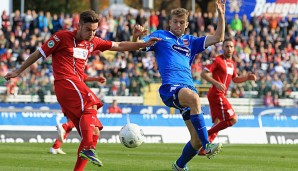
[
  {"x1": 4, "y1": 10, "x2": 160, "y2": 171},
  {"x1": 132, "y1": 0, "x2": 226, "y2": 170},
  {"x1": 199, "y1": 38, "x2": 257, "y2": 155},
  {"x1": 50, "y1": 75, "x2": 107, "y2": 155},
  {"x1": 107, "y1": 99, "x2": 122, "y2": 114}
]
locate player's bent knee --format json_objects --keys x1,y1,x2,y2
[{"x1": 93, "y1": 127, "x2": 100, "y2": 135}]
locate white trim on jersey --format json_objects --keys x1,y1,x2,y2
[
  {"x1": 66, "y1": 78, "x2": 84, "y2": 112},
  {"x1": 38, "y1": 47, "x2": 47, "y2": 58},
  {"x1": 219, "y1": 97, "x2": 225, "y2": 121},
  {"x1": 111, "y1": 41, "x2": 115, "y2": 47}
]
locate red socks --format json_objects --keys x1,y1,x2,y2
[
  {"x1": 208, "y1": 120, "x2": 234, "y2": 142},
  {"x1": 74, "y1": 109, "x2": 99, "y2": 171},
  {"x1": 62, "y1": 120, "x2": 75, "y2": 131}
]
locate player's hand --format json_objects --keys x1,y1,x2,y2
[
  {"x1": 248, "y1": 73, "x2": 257, "y2": 81},
  {"x1": 133, "y1": 25, "x2": 147, "y2": 38},
  {"x1": 4, "y1": 71, "x2": 19, "y2": 81},
  {"x1": 216, "y1": 0, "x2": 226, "y2": 15},
  {"x1": 215, "y1": 82, "x2": 226, "y2": 92},
  {"x1": 98, "y1": 76, "x2": 106, "y2": 83},
  {"x1": 144, "y1": 37, "x2": 161, "y2": 47}
]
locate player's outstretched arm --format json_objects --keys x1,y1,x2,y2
[
  {"x1": 4, "y1": 50, "x2": 42, "y2": 81},
  {"x1": 109, "y1": 37, "x2": 160, "y2": 51},
  {"x1": 84, "y1": 75, "x2": 106, "y2": 84},
  {"x1": 232, "y1": 73, "x2": 257, "y2": 83},
  {"x1": 205, "y1": 0, "x2": 226, "y2": 47}
]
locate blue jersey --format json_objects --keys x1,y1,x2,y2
[{"x1": 143, "y1": 30, "x2": 206, "y2": 86}]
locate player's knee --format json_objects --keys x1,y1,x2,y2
[
  {"x1": 93, "y1": 127, "x2": 100, "y2": 135},
  {"x1": 188, "y1": 94, "x2": 201, "y2": 108},
  {"x1": 230, "y1": 117, "x2": 238, "y2": 125}
]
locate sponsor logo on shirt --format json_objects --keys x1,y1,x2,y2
[
  {"x1": 53, "y1": 35, "x2": 60, "y2": 42},
  {"x1": 172, "y1": 44, "x2": 190, "y2": 57},
  {"x1": 73, "y1": 48, "x2": 88, "y2": 59},
  {"x1": 47, "y1": 40, "x2": 55, "y2": 48}
]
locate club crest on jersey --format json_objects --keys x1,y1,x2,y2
[
  {"x1": 182, "y1": 39, "x2": 189, "y2": 46},
  {"x1": 172, "y1": 44, "x2": 190, "y2": 57},
  {"x1": 47, "y1": 40, "x2": 55, "y2": 48}
]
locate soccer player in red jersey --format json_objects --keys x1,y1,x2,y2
[
  {"x1": 4, "y1": 10, "x2": 160, "y2": 171},
  {"x1": 50, "y1": 75, "x2": 107, "y2": 155},
  {"x1": 107, "y1": 99, "x2": 122, "y2": 114},
  {"x1": 199, "y1": 38, "x2": 257, "y2": 155}
]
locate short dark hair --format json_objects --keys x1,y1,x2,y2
[
  {"x1": 223, "y1": 37, "x2": 234, "y2": 45},
  {"x1": 79, "y1": 10, "x2": 100, "y2": 24},
  {"x1": 170, "y1": 8, "x2": 189, "y2": 19}
]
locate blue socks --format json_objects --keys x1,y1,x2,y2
[
  {"x1": 190, "y1": 114, "x2": 209, "y2": 149},
  {"x1": 176, "y1": 141, "x2": 197, "y2": 168}
]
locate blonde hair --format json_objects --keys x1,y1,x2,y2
[{"x1": 170, "y1": 8, "x2": 189, "y2": 19}]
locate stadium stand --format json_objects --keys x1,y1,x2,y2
[{"x1": 0, "y1": 8, "x2": 297, "y2": 109}]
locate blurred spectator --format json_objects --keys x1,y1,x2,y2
[
  {"x1": 135, "y1": 9, "x2": 146, "y2": 26},
  {"x1": 263, "y1": 91, "x2": 274, "y2": 107},
  {"x1": 1, "y1": 10, "x2": 10, "y2": 32},
  {"x1": 157, "y1": 10, "x2": 167, "y2": 30},
  {"x1": 108, "y1": 99, "x2": 122, "y2": 114},
  {"x1": 149, "y1": 10, "x2": 159, "y2": 32},
  {"x1": 231, "y1": 14, "x2": 242, "y2": 32},
  {"x1": 0, "y1": 8, "x2": 297, "y2": 103}
]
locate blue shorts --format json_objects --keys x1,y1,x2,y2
[{"x1": 159, "y1": 84, "x2": 198, "y2": 120}]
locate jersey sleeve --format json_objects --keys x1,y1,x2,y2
[
  {"x1": 93, "y1": 37, "x2": 112, "y2": 52},
  {"x1": 38, "y1": 32, "x2": 64, "y2": 58},
  {"x1": 191, "y1": 36, "x2": 207, "y2": 55},
  {"x1": 142, "y1": 31, "x2": 159, "y2": 51},
  {"x1": 204, "y1": 57, "x2": 218, "y2": 72},
  {"x1": 83, "y1": 73, "x2": 88, "y2": 81},
  {"x1": 232, "y1": 61, "x2": 238, "y2": 78}
]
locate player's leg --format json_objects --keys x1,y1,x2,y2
[
  {"x1": 208, "y1": 96, "x2": 237, "y2": 141},
  {"x1": 173, "y1": 117, "x2": 201, "y2": 170},
  {"x1": 78, "y1": 106, "x2": 103, "y2": 167},
  {"x1": 198, "y1": 118, "x2": 220, "y2": 156},
  {"x1": 57, "y1": 119, "x2": 75, "y2": 142},
  {"x1": 50, "y1": 119, "x2": 75, "y2": 154},
  {"x1": 178, "y1": 88, "x2": 222, "y2": 159}
]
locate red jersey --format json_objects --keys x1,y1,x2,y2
[
  {"x1": 108, "y1": 106, "x2": 122, "y2": 114},
  {"x1": 204, "y1": 55, "x2": 237, "y2": 96},
  {"x1": 38, "y1": 30, "x2": 112, "y2": 81}
]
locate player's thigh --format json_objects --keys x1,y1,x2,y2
[
  {"x1": 209, "y1": 95, "x2": 235, "y2": 121},
  {"x1": 178, "y1": 88, "x2": 201, "y2": 110}
]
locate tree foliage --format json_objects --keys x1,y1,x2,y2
[{"x1": 13, "y1": 0, "x2": 89, "y2": 14}]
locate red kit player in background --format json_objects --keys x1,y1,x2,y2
[
  {"x1": 4, "y1": 10, "x2": 160, "y2": 171},
  {"x1": 199, "y1": 38, "x2": 257, "y2": 155}
]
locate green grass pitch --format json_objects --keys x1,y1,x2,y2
[{"x1": 0, "y1": 143, "x2": 297, "y2": 171}]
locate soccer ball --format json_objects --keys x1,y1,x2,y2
[{"x1": 119, "y1": 123, "x2": 144, "y2": 148}]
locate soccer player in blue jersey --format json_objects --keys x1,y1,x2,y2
[{"x1": 132, "y1": 0, "x2": 226, "y2": 170}]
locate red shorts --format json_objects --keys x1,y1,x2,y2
[
  {"x1": 207, "y1": 93, "x2": 236, "y2": 123},
  {"x1": 54, "y1": 79, "x2": 103, "y2": 131}
]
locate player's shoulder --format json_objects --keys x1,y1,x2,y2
[
  {"x1": 52, "y1": 30, "x2": 74, "y2": 41},
  {"x1": 54, "y1": 30, "x2": 73, "y2": 36},
  {"x1": 212, "y1": 55, "x2": 224, "y2": 62}
]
